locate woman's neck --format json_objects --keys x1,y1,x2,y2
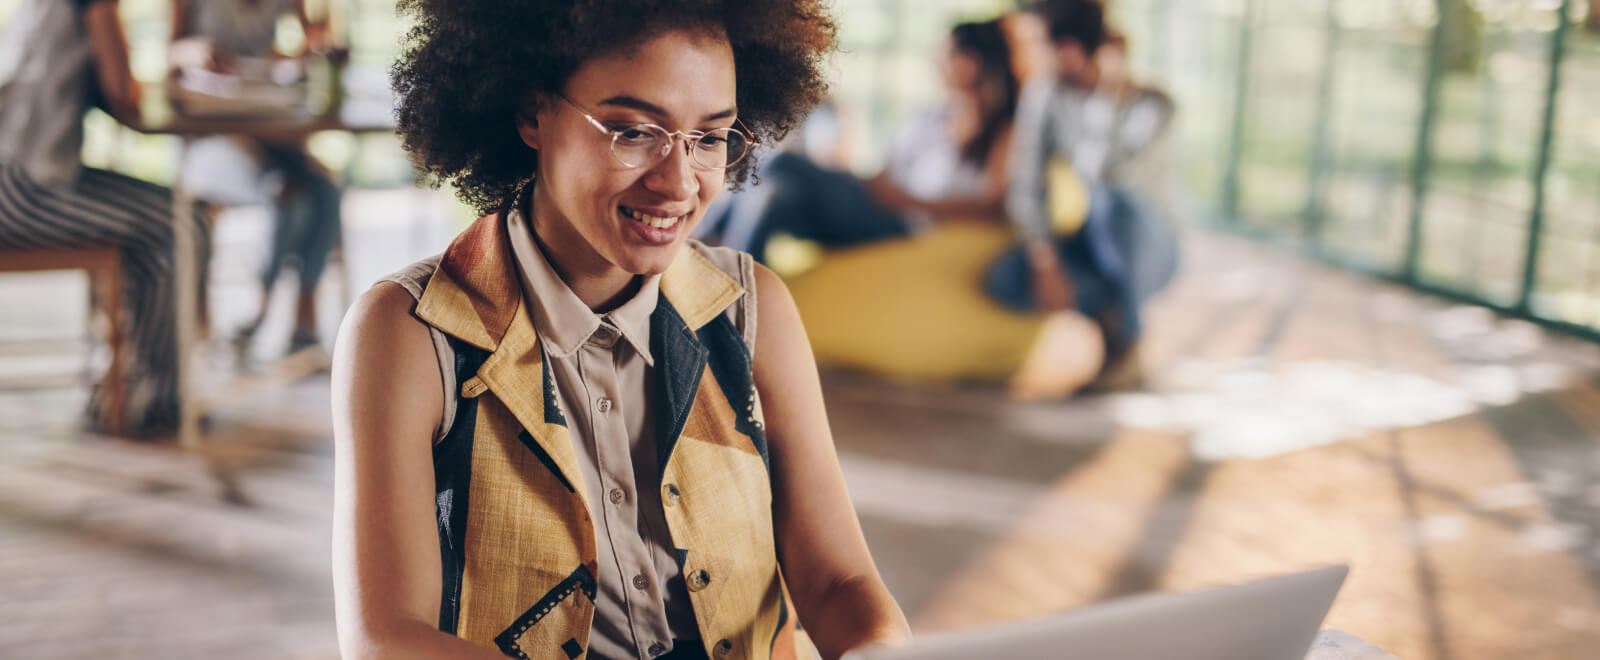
[{"x1": 524, "y1": 184, "x2": 641, "y2": 313}]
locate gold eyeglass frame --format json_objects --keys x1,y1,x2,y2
[{"x1": 556, "y1": 93, "x2": 758, "y2": 170}]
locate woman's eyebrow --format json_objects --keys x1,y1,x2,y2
[{"x1": 596, "y1": 95, "x2": 738, "y2": 122}]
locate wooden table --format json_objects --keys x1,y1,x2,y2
[{"x1": 128, "y1": 85, "x2": 394, "y2": 449}]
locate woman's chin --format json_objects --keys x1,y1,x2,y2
[{"x1": 610, "y1": 243, "x2": 683, "y2": 277}]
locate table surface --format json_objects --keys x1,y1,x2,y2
[{"x1": 126, "y1": 82, "x2": 395, "y2": 137}]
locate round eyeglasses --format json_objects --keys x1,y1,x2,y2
[{"x1": 558, "y1": 94, "x2": 755, "y2": 170}]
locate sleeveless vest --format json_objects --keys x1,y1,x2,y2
[{"x1": 413, "y1": 213, "x2": 807, "y2": 659}]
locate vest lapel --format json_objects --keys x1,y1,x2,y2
[
  {"x1": 472, "y1": 297, "x2": 590, "y2": 512},
  {"x1": 652, "y1": 299, "x2": 709, "y2": 471},
  {"x1": 416, "y1": 212, "x2": 590, "y2": 513},
  {"x1": 653, "y1": 246, "x2": 745, "y2": 470}
]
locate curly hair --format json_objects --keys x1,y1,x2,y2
[{"x1": 391, "y1": 0, "x2": 838, "y2": 214}]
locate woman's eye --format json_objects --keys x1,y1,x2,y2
[
  {"x1": 696, "y1": 135, "x2": 727, "y2": 149},
  {"x1": 614, "y1": 127, "x2": 654, "y2": 143}
]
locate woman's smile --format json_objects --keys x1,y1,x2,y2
[{"x1": 619, "y1": 203, "x2": 689, "y2": 245}]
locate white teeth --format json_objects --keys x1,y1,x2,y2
[{"x1": 622, "y1": 207, "x2": 682, "y2": 229}]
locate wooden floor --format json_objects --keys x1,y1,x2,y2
[{"x1": 2, "y1": 195, "x2": 1597, "y2": 659}]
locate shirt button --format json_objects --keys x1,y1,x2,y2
[
  {"x1": 592, "y1": 324, "x2": 619, "y2": 348},
  {"x1": 687, "y1": 568, "x2": 711, "y2": 592},
  {"x1": 647, "y1": 642, "x2": 668, "y2": 657},
  {"x1": 662, "y1": 483, "x2": 680, "y2": 507},
  {"x1": 609, "y1": 488, "x2": 625, "y2": 504},
  {"x1": 597, "y1": 397, "x2": 613, "y2": 413},
  {"x1": 713, "y1": 639, "x2": 734, "y2": 659},
  {"x1": 632, "y1": 574, "x2": 650, "y2": 591}
]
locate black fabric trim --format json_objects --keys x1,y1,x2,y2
[
  {"x1": 561, "y1": 638, "x2": 583, "y2": 659},
  {"x1": 541, "y1": 346, "x2": 566, "y2": 427},
  {"x1": 651, "y1": 299, "x2": 709, "y2": 471},
  {"x1": 771, "y1": 588, "x2": 790, "y2": 655},
  {"x1": 517, "y1": 429, "x2": 577, "y2": 493},
  {"x1": 699, "y1": 313, "x2": 770, "y2": 470},
  {"x1": 435, "y1": 337, "x2": 492, "y2": 634},
  {"x1": 659, "y1": 640, "x2": 713, "y2": 660},
  {"x1": 494, "y1": 565, "x2": 598, "y2": 659}
]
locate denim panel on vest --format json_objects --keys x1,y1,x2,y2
[
  {"x1": 435, "y1": 335, "x2": 491, "y2": 633},
  {"x1": 652, "y1": 298, "x2": 710, "y2": 472}
]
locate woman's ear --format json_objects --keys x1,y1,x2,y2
[{"x1": 516, "y1": 92, "x2": 543, "y2": 150}]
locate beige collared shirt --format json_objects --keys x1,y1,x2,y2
[{"x1": 505, "y1": 208, "x2": 698, "y2": 659}]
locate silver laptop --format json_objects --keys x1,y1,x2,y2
[{"x1": 848, "y1": 565, "x2": 1348, "y2": 660}]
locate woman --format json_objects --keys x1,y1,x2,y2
[
  {"x1": 0, "y1": 0, "x2": 210, "y2": 434},
  {"x1": 169, "y1": 0, "x2": 342, "y2": 351},
  {"x1": 331, "y1": 2, "x2": 910, "y2": 659},
  {"x1": 714, "y1": 18, "x2": 1021, "y2": 263}
]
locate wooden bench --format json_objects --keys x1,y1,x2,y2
[{"x1": 0, "y1": 247, "x2": 125, "y2": 433}]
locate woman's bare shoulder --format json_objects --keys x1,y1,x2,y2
[
  {"x1": 342, "y1": 282, "x2": 434, "y2": 354},
  {"x1": 332, "y1": 282, "x2": 444, "y2": 440}
]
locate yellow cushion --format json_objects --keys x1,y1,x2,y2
[
  {"x1": 1049, "y1": 158, "x2": 1091, "y2": 235},
  {"x1": 786, "y1": 223, "x2": 1044, "y2": 383},
  {"x1": 781, "y1": 163, "x2": 1091, "y2": 384}
]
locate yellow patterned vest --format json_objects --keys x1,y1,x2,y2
[{"x1": 414, "y1": 213, "x2": 807, "y2": 659}]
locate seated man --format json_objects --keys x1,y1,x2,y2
[{"x1": 993, "y1": 0, "x2": 1180, "y2": 389}]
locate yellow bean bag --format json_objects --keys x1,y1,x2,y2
[
  {"x1": 783, "y1": 160, "x2": 1092, "y2": 384},
  {"x1": 784, "y1": 223, "x2": 1033, "y2": 382}
]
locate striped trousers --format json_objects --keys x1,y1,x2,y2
[{"x1": 0, "y1": 162, "x2": 210, "y2": 434}]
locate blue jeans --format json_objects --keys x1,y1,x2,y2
[
  {"x1": 258, "y1": 143, "x2": 341, "y2": 295},
  {"x1": 985, "y1": 185, "x2": 1177, "y2": 353},
  {"x1": 714, "y1": 152, "x2": 910, "y2": 263}
]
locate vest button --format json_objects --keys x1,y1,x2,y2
[
  {"x1": 609, "y1": 488, "x2": 625, "y2": 504},
  {"x1": 632, "y1": 574, "x2": 650, "y2": 591},
  {"x1": 713, "y1": 638, "x2": 734, "y2": 658},
  {"x1": 662, "y1": 483, "x2": 680, "y2": 507},
  {"x1": 647, "y1": 642, "x2": 668, "y2": 657},
  {"x1": 596, "y1": 397, "x2": 613, "y2": 413},
  {"x1": 687, "y1": 568, "x2": 711, "y2": 592}
]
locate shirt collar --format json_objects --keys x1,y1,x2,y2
[{"x1": 505, "y1": 202, "x2": 658, "y2": 365}]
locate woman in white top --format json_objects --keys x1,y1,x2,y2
[{"x1": 707, "y1": 18, "x2": 1021, "y2": 264}]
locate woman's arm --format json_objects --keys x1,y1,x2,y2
[
  {"x1": 752, "y1": 265, "x2": 912, "y2": 660},
  {"x1": 169, "y1": 0, "x2": 191, "y2": 42},
  {"x1": 296, "y1": 0, "x2": 333, "y2": 53},
  {"x1": 330, "y1": 283, "x2": 507, "y2": 660},
  {"x1": 81, "y1": 1, "x2": 140, "y2": 123}
]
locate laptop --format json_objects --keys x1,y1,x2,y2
[{"x1": 847, "y1": 565, "x2": 1348, "y2": 660}]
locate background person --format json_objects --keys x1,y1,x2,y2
[
  {"x1": 994, "y1": 0, "x2": 1180, "y2": 389},
  {"x1": 170, "y1": 0, "x2": 343, "y2": 352},
  {"x1": 709, "y1": 18, "x2": 1021, "y2": 264},
  {"x1": 0, "y1": 0, "x2": 211, "y2": 435}
]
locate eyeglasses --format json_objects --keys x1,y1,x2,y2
[{"x1": 556, "y1": 94, "x2": 756, "y2": 170}]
